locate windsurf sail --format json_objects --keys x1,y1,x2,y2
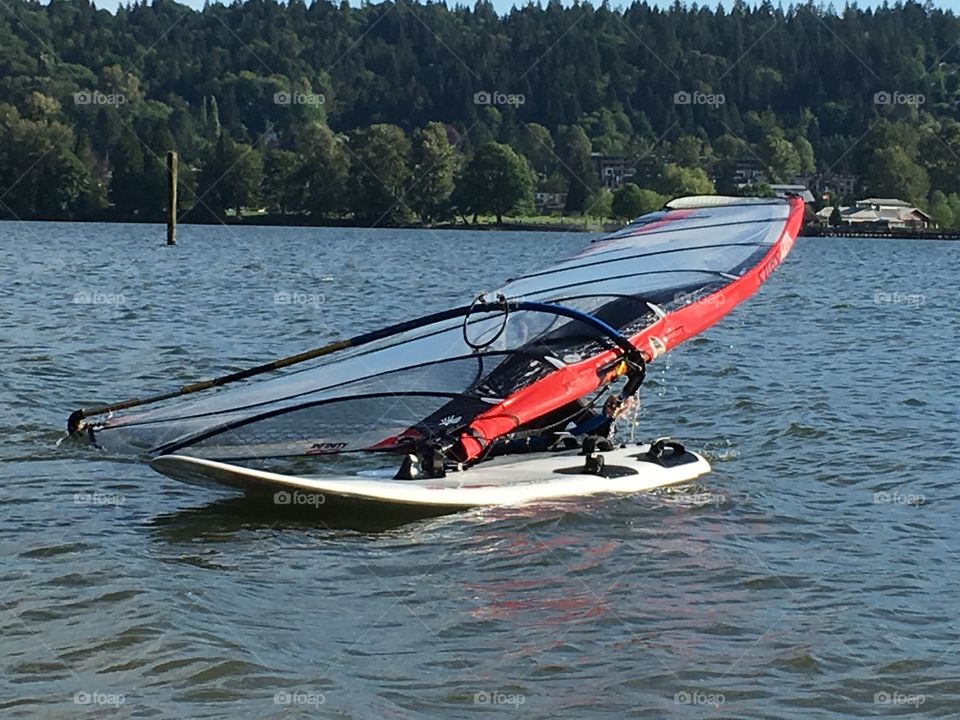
[{"x1": 70, "y1": 195, "x2": 803, "y2": 464}]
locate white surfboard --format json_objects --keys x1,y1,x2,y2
[{"x1": 149, "y1": 441, "x2": 710, "y2": 511}]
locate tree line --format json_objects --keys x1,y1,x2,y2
[{"x1": 4, "y1": 0, "x2": 960, "y2": 226}]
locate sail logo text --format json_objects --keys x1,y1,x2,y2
[{"x1": 308, "y1": 441, "x2": 347, "y2": 454}]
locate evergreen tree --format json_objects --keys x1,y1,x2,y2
[
  {"x1": 556, "y1": 125, "x2": 596, "y2": 215},
  {"x1": 409, "y1": 122, "x2": 458, "y2": 224},
  {"x1": 346, "y1": 124, "x2": 411, "y2": 225},
  {"x1": 196, "y1": 133, "x2": 263, "y2": 218}
]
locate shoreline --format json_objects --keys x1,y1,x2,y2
[
  {"x1": 5, "y1": 213, "x2": 960, "y2": 239},
  {"x1": 0, "y1": 213, "x2": 618, "y2": 234}
]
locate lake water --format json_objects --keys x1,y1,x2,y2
[{"x1": 1, "y1": 222, "x2": 957, "y2": 718}]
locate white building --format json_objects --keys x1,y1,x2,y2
[{"x1": 816, "y1": 198, "x2": 932, "y2": 229}]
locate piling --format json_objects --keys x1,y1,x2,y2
[{"x1": 166, "y1": 151, "x2": 177, "y2": 246}]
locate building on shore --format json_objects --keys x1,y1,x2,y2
[
  {"x1": 534, "y1": 191, "x2": 568, "y2": 213},
  {"x1": 590, "y1": 153, "x2": 636, "y2": 189},
  {"x1": 798, "y1": 172, "x2": 858, "y2": 201},
  {"x1": 815, "y1": 198, "x2": 932, "y2": 229},
  {"x1": 731, "y1": 156, "x2": 768, "y2": 186}
]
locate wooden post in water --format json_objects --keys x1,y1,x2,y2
[{"x1": 166, "y1": 151, "x2": 177, "y2": 246}]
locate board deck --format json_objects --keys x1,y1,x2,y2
[{"x1": 150, "y1": 443, "x2": 711, "y2": 510}]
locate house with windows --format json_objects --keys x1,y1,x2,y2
[
  {"x1": 590, "y1": 153, "x2": 636, "y2": 189},
  {"x1": 731, "y1": 156, "x2": 769, "y2": 186},
  {"x1": 534, "y1": 191, "x2": 568, "y2": 213},
  {"x1": 815, "y1": 198, "x2": 932, "y2": 228}
]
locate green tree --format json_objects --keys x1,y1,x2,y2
[
  {"x1": 865, "y1": 146, "x2": 929, "y2": 205},
  {"x1": 262, "y1": 148, "x2": 300, "y2": 213},
  {"x1": 295, "y1": 123, "x2": 349, "y2": 218},
  {"x1": 347, "y1": 123, "x2": 411, "y2": 225},
  {"x1": 737, "y1": 182, "x2": 775, "y2": 198},
  {"x1": 556, "y1": 125, "x2": 596, "y2": 214},
  {"x1": 794, "y1": 136, "x2": 816, "y2": 175},
  {"x1": 670, "y1": 135, "x2": 704, "y2": 167},
  {"x1": 0, "y1": 103, "x2": 94, "y2": 217},
  {"x1": 196, "y1": 133, "x2": 263, "y2": 218},
  {"x1": 455, "y1": 142, "x2": 535, "y2": 223},
  {"x1": 586, "y1": 187, "x2": 613, "y2": 219},
  {"x1": 928, "y1": 190, "x2": 954, "y2": 228},
  {"x1": 409, "y1": 122, "x2": 458, "y2": 224},
  {"x1": 515, "y1": 123, "x2": 555, "y2": 176},
  {"x1": 948, "y1": 193, "x2": 960, "y2": 225},
  {"x1": 659, "y1": 163, "x2": 715, "y2": 197},
  {"x1": 108, "y1": 128, "x2": 146, "y2": 213},
  {"x1": 759, "y1": 135, "x2": 801, "y2": 182},
  {"x1": 611, "y1": 184, "x2": 665, "y2": 220}
]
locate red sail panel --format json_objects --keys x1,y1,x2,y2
[{"x1": 454, "y1": 196, "x2": 804, "y2": 462}]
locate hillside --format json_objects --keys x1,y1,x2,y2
[{"x1": 2, "y1": 0, "x2": 960, "y2": 224}]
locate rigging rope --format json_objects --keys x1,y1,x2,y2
[{"x1": 462, "y1": 293, "x2": 510, "y2": 351}]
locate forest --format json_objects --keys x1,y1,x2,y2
[{"x1": 3, "y1": 0, "x2": 960, "y2": 225}]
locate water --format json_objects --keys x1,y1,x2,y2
[{"x1": 1, "y1": 222, "x2": 957, "y2": 717}]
